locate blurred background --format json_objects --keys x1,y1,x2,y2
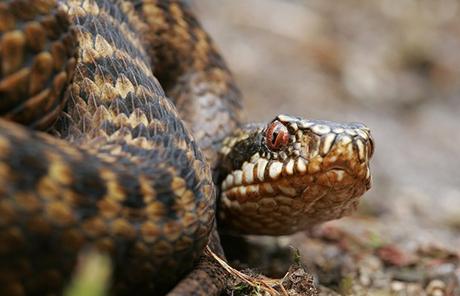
[{"x1": 190, "y1": 0, "x2": 460, "y2": 294}]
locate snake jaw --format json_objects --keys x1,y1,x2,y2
[{"x1": 219, "y1": 114, "x2": 374, "y2": 235}]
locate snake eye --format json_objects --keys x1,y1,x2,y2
[{"x1": 266, "y1": 120, "x2": 289, "y2": 150}]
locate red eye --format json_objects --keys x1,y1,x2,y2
[{"x1": 265, "y1": 120, "x2": 289, "y2": 150}]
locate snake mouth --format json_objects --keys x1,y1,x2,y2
[{"x1": 221, "y1": 155, "x2": 370, "y2": 204}]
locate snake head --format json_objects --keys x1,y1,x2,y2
[{"x1": 218, "y1": 114, "x2": 374, "y2": 235}]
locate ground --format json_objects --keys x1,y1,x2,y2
[{"x1": 191, "y1": 1, "x2": 460, "y2": 295}]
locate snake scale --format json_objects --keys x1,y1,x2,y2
[{"x1": 0, "y1": 0, "x2": 374, "y2": 295}]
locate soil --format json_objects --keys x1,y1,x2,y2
[{"x1": 191, "y1": 1, "x2": 460, "y2": 295}]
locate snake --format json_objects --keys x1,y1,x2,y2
[{"x1": 0, "y1": 0, "x2": 374, "y2": 295}]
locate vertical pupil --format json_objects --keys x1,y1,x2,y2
[{"x1": 271, "y1": 131, "x2": 279, "y2": 145}]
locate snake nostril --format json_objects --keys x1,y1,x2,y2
[{"x1": 368, "y1": 135, "x2": 375, "y2": 159}]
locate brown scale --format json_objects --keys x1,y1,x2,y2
[
  {"x1": 0, "y1": 0, "x2": 224, "y2": 295},
  {"x1": 0, "y1": 1, "x2": 374, "y2": 296},
  {"x1": 0, "y1": 0, "x2": 75, "y2": 129},
  {"x1": 136, "y1": 0, "x2": 242, "y2": 166}
]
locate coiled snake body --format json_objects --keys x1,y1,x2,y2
[{"x1": 0, "y1": 1, "x2": 374, "y2": 295}]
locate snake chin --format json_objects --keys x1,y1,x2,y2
[{"x1": 219, "y1": 164, "x2": 370, "y2": 235}]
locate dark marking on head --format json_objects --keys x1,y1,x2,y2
[{"x1": 222, "y1": 129, "x2": 265, "y2": 173}]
